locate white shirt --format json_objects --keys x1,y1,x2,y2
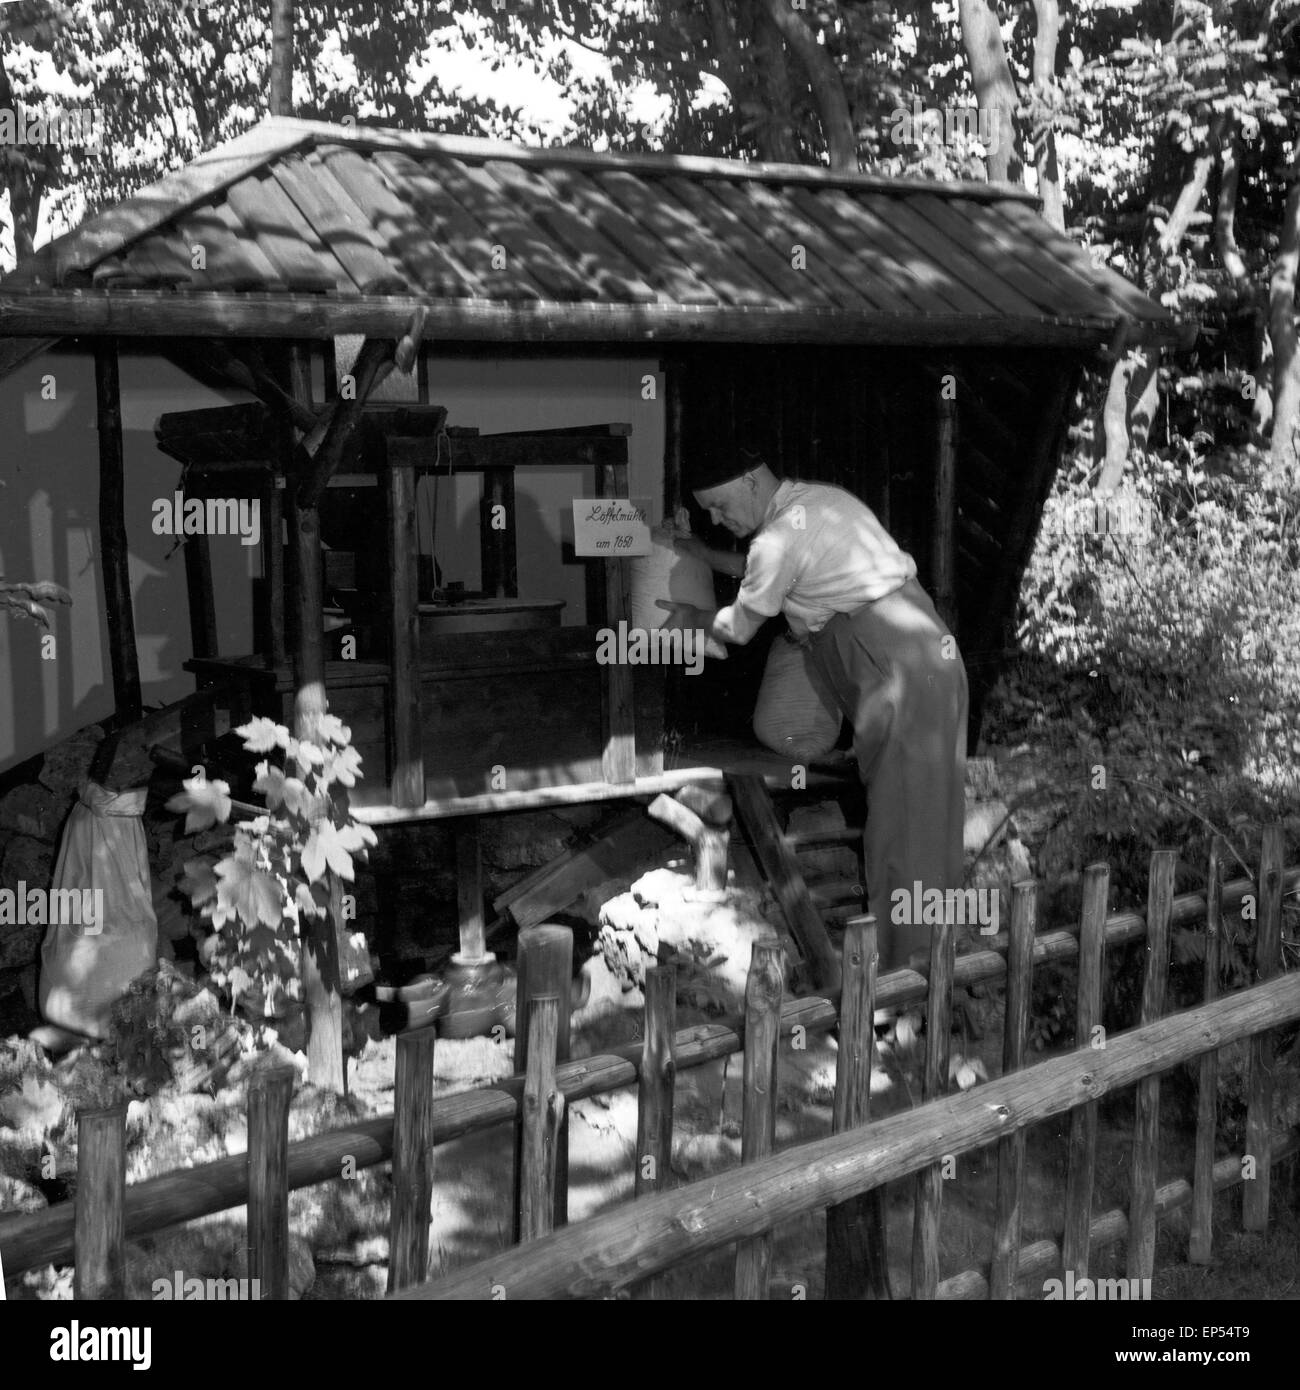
[{"x1": 712, "y1": 480, "x2": 917, "y2": 644}]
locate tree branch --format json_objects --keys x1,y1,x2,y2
[{"x1": 756, "y1": 0, "x2": 856, "y2": 171}]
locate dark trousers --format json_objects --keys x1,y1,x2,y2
[{"x1": 808, "y1": 577, "x2": 969, "y2": 971}]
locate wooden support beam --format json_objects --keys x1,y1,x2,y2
[
  {"x1": 386, "y1": 437, "x2": 424, "y2": 808},
  {"x1": 73, "y1": 1105, "x2": 126, "y2": 1300},
  {"x1": 247, "y1": 1066, "x2": 295, "y2": 1300},
  {"x1": 95, "y1": 337, "x2": 142, "y2": 722},
  {"x1": 663, "y1": 355, "x2": 684, "y2": 520},
  {"x1": 599, "y1": 458, "x2": 636, "y2": 784},
  {"x1": 183, "y1": 531, "x2": 218, "y2": 660},
  {"x1": 388, "y1": 1028, "x2": 438, "y2": 1292},
  {"x1": 265, "y1": 473, "x2": 287, "y2": 666},
  {"x1": 480, "y1": 466, "x2": 517, "y2": 598}
]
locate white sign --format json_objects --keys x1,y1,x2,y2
[{"x1": 572, "y1": 497, "x2": 652, "y2": 557}]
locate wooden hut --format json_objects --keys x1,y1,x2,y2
[{"x1": 0, "y1": 117, "x2": 1188, "y2": 975}]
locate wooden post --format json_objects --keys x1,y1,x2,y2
[
  {"x1": 933, "y1": 374, "x2": 957, "y2": 634},
  {"x1": 990, "y1": 881, "x2": 1036, "y2": 1298},
  {"x1": 1063, "y1": 862, "x2": 1109, "y2": 1279},
  {"x1": 1190, "y1": 838, "x2": 1224, "y2": 1263},
  {"x1": 826, "y1": 915, "x2": 889, "y2": 1300},
  {"x1": 911, "y1": 900, "x2": 956, "y2": 1299},
  {"x1": 286, "y1": 340, "x2": 346, "y2": 1098},
  {"x1": 183, "y1": 532, "x2": 218, "y2": 660},
  {"x1": 247, "y1": 1065, "x2": 295, "y2": 1300},
  {"x1": 95, "y1": 338, "x2": 142, "y2": 722},
  {"x1": 454, "y1": 820, "x2": 487, "y2": 962},
  {"x1": 598, "y1": 457, "x2": 636, "y2": 783},
  {"x1": 636, "y1": 960, "x2": 677, "y2": 1198},
  {"x1": 514, "y1": 925, "x2": 572, "y2": 1236},
  {"x1": 73, "y1": 1104, "x2": 126, "y2": 1300},
  {"x1": 266, "y1": 474, "x2": 287, "y2": 667},
  {"x1": 386, "y1": 441, "x2": 424, "y2": 808},
  {"x1": 663, "y1": 355, "x2": 684, "y2": 521},
  {"x1": 1243, "y1": 823, "x2": 1284, "y2": 1231},
  {"x1": 268, "y1": 0, "x2": 295, "y2": 117},
  {"x1": 734, "y1": 940, "x2": 784, "y2": 1299},
  {"x1": 388, "y1": 1027, "x2": 438, "y2": 1291},
  {"x1": 1127, "y1": 848, "x2": 1176, "y2": 1280},
  {"x1": 519, "y1": 996, "x2": 564, "y2": 1241},
  {"x1": 480, "y1": 466, "x2": 517, "y2": 598}
]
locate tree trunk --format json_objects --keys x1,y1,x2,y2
[
  {"x1": 269, "y1": 0, "x2": 295, "y2": 118},
  {"x1": 1030, "y1": 0, "x2": 1064, "y2": 230},
  {"x1": 0, "y1": 48, "x2": 43, "y2": 258},
  {"x1": 1096, "y1": 346, "x2": 1161, "y2": 493},
  {"x1": 754, "y1": 7, "x2": 798, "y2": 163},
  {"x1": 1214, "y1": 118, "x2": 1248, "y2": 289},
  {"x1": 757, "y1": 0, "x2": 856, "y2": 171},
  {"x1": 1267, "y1": 177, "x2": 1300, "y2": 482},
  {"x1": 957, "y1": 0, "x2": 1022, "y2": 184}
]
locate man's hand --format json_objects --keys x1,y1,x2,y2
[
  {"x1": 671, "y1": 535, "x2": 710, "y2": 563},
  {"x1": 655, "y1": 599, "x2": 708, "y2": 630}
]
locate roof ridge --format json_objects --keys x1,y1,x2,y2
[{"x1": 264, "y1": 115, "x2": 1043, "y2": 207}]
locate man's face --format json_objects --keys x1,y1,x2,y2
[{"x1": 694, "y1": 473, "x2": 759, "y2": 537}]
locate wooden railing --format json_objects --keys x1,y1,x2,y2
[{"x1": 1, "y1": 829, "x2": 1295, "y2": 1299}]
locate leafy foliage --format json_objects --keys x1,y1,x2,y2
[{"x1": 168, "y1": 715, "x2": 376, "y2": 1016}]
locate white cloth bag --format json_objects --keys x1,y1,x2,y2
[{"x1": 627, "y1": 524, "x2": 728, "y2": 659}]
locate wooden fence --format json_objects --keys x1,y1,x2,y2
[{"x1": 1, "y1": 828, "x2": 1297, "y2": 1300}]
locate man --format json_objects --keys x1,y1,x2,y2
[{"x1": 660, "y1": 446, "x2": 969, "y2": 972}]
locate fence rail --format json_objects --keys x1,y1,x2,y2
[{"x1": 1, "y1": 833, "x2": 1296, "y2": 1299}]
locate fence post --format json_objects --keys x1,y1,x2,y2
[
  {"x1": 247, "y1": 1064, "x2": 295, "y2": 1301},
  {"x1": 388, "y1": 1026, "x2": 438, "y2": 1292},
  {"x1": 991, "y1": 880, "x2": 1036, "y2": 1298},
  {"x1": 73, "y1": 1103, "x2": 126, "y2": 1300},
  {"x1": 1243, "y1": 823, "x2": 1284, "y2": 1231},
  {"x1": 911, "y1": 898, "x2": 956, "y2": 1299},
  {"x1": 825, "y1": 915, "x2": 885, "y2": 1300},
  {"x1": 513, "y1": 924, "x2": 572, "y2": 1238},
  {"x1": 519, "y1": 996, "x2": 564, "y2": 1242},
  {"x1": 633, "y1": 959, "x2": 677, "y2": 1300},
  {"x1": 1127, "y1": 848, "x2": 1176, "y2": 1282},
  {"x1": 1063, "y1": 862, "x2": 1109, "y2": 1281},
  {"x1": 1189, "y1": 837, "x2": 1225, "y2": 1263},
  {"x1": 734, "y1": 940, "x2": 784, "y2": 1300}
]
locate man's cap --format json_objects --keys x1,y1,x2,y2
[{"x1": 691, "y1": 436, "x2": 766, "y2": 493}]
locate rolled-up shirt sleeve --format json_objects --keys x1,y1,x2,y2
[{"x1": 710, "y1": 528, "x2": 797, "y2": 646}]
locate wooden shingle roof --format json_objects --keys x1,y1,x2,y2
[{"x1": 0, "y1": 116, "x2": 1185, "y2": 349}]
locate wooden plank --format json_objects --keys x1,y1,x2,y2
[
  {"x1": 387, "y1": 1027, "x2": 438, "y2": 1290},
  {"x1": 275, "y1": 152, "x2": 410, "y2": 294},
  {"x1": 1127, "y1": 848, "x2": 1177, "y2": 1281},
  {"x1": 519, "y1": 997, "x2": 565, "y2": 1241},
  {"x1": 1062, "y1": 862, "x2": 1109, "y2": 1278},
  {"x1": 667, "y1": 177, "x2": 835, "y2": 308},
  {"x1": 990, "y1": 881, "x2": 1035, "y2": 1298},
  {"x1": 73, "y1": 1105, "x2": 126, "y2": 1300},
  {"x1": 1243, "y1": 822, "x2": 1285, "y2": 1231},
  {"x1": 514, "y1": 926, "x2": 573, "y2": 1235},
  {"x1": 1190, "y1": 838, "x2": 1223, "y2": 1263},
  {"x1": 545, "y1": 167, "x2": 720, "y2": 306},
  {"x1": 0, "y1": 291, "x2": 1145, "y2": 349},
  {"x1": 826, "y1": 916, "x2": 889, "y2": 1300},
  {"x1": 455, "y1": 820, "x2": 486, "y2": 961},
  {"x1": 395, "y1": 970, "x2": 1300, "y2": 1300},
  {"x1": 386, "y1": 438, "x2": 423, "y2": 807},
  {"x1": 222, "y1": 167, "x2": 340, "y2": 292},
  {"x1": 912, "y1": 899, "x2": 956, "y2": 1299},
  {"x1": 247, "y1": 1065, "x2": 295, "y2": 1300},
  {"x1": 494, "y1": 809, "x2": 676, "y2": 932},
  {"x1": 734, "y1": 941, "x2": 784, "y2": 1299},
  {"x1": 95, "y1": 338, "x2": 142, "y2": 721},
  {"x1": 785, "y1": 187, "x2": 921, "y2": 315},
  {"x1": 728, "y1": 775, "x2": 841, "y2": 992},
  {"x1": 633, "y1": 960, "x2": 677, "y2": 1300}
]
